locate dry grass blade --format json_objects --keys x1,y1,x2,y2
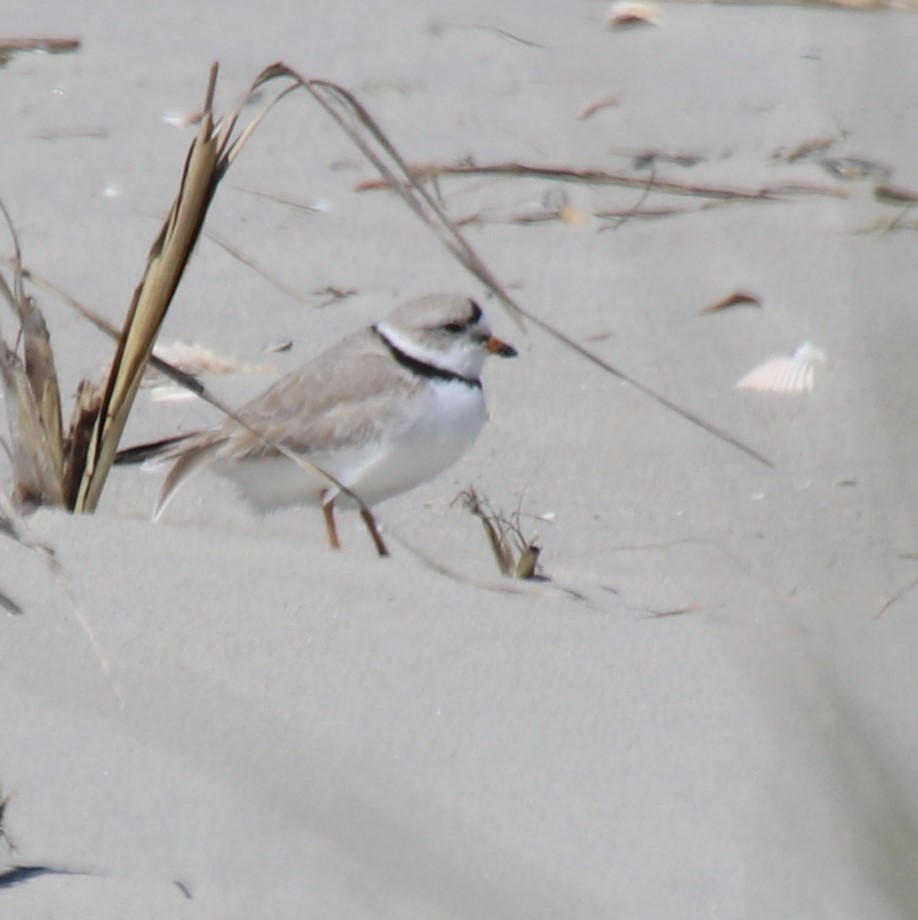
[
  {"x1": 17, "y1": 303, "x2": 63, "y2": 476},
  {"x1": 0, "y1": 588, "x2": 22, "y2": 616},
  {"x1": 204, "y1": 227, "x2": 315, "y2": 306},
  {"x1": 874, "y1": 574, "x2": 918, "y2": 619},
  {"x1": 0, "y1": 203, "x2": 64, "y2": 479},
  {"x1": 0, "y1": 345, "x2": 64, "y2": 507},
  {"x1": 459, "y1": 487, "x2": 515, "y2": 575},
  {"x1": 0, "y1": 204, "x2": 65, "y2": 506},
  {"x1": 73, "y1": 65, "x2": 228, "y2": 512},
  {"x1": 0, "y1": 785, "x2": 15, "y2": 853},
  {"x1": 356, "y1": 161, "x2": 848, "y2": 202},
  {"x1": 525, "y1": 308, "x2": 772, "y2": 465},
  {"x1": 61, "y1": 380, "x2": 103, "y2": 509}
]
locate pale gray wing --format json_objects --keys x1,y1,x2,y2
[
  {"x1": 219, "y1": 329, "x2": 423, "y2": 458},
  {"x1": 153, "y1": 328, "x2": 420, "y2": 513}
]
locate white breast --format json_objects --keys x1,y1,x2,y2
[
  {"x1": 341, "y1": 378, "x2": 488, "y2": 506},
  {"x1": 213, "y1": 379, "x2": 488, "y2": 511}
]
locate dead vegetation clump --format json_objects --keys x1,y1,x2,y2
[{"x1": 457, "y1": 487, "x2": 544, "y2": 580}]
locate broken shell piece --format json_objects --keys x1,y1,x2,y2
[
  {"x1": 736, "y1": 343, "x2": 827, "y2": 394},
  {"x1": 153, "y1": 341, "x2": 243, "y2": 376},
  {"x1": 606, "y1": 1, "x2": 662, "y2": 28},
  {"x1": 162, "y1": 109, "x2": 204, "y2": 128}
]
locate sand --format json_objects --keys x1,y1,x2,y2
[{"x1": 3, "y1": 1, "x2": 918, "y2": 917}]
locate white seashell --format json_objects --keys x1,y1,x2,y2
[
  {"x1": 736, "y1": 343, "x2": 826, "y2": 394},
  {"x1": 161, "y1": 109, "x2": 203, "y2": 128},
  {"x1": 153, "y1": 341, "x2": 243, "y2": 376},
  {"x1": 606, "y1": 1, "x2": 662, "y2": 28}
]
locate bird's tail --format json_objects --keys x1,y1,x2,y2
[{"x1": 114, "y1": 434, "x2": 195, "y2": 466}]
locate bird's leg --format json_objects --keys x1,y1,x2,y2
[
  {"x1": 321, "y1": 491, "x2": 340, "y2": 550},
  {"x1": 360, "y1": 507, "x2": 390, "y2": 557}
]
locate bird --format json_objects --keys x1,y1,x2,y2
[{"x1": 116, "y1": 294, "x2": 517, "y2": 555}]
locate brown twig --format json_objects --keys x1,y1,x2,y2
[
  {"x1": 874, "y1": 574, "x2": 918, "y2": 619},
  {"x1": 203, "y1": 228, "x2": 316, "y2": 306},
  {"x1": 0, "y1": 37, "x2": 80, "y2": 64},
  {"x1": 355, "y1": 160, "x2": 848, "y2": 202}
]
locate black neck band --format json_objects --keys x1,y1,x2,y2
[{"x1": 374, "y1": 327, "x2": 480, "y2": 388}]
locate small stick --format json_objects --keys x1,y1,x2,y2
[
  {"x1": 355, "y1": 160, "x2": 848, "y2": 202},
  {"x1": 0, "y1": 38, "x2": 81, "y2": 55}
]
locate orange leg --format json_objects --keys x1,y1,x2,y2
[
  {"x1": 360, "y1": 507, "x2": 390, "y2": 557},
  {"x1": 321, "y1": 492, "x2": 340, "y2": 550}
]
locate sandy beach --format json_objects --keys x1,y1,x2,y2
[{"x1": 3, "y1": 1, "x2": 918, "y2": 916}]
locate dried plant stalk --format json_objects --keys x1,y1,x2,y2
[
  {"x1": 61, "y1": 380, "x2": 103, "y2": 508},
  {"x1": 355, "y1": 160, "x2": 847, "y2": 203},
  {"x1": 19, "y1": 301, "x2": 64, "y2": 476},
  {"x1": 1, "y1": 205, "x2": 65, "y2": 478},
  {"x1": 0, "y1": 343, "x2": 64, "y2": 507},
  {"x1": 73, "y1": 66, "x2": 226, "y2": 512},
  {"x1": 458, "y1": 487, "x2": 543, "y2": 580},
  {"x1": 0, "y1": 204, "x2": 65, "y2": 506}
]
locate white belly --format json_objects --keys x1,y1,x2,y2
[{"x1": 213, "y1": 380, "x2": 488, "y2": 511}]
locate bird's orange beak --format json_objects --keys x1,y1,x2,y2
[{"x1": 486, "y1": 336, "x2": 517, "y2": 358}]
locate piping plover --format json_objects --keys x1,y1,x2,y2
[{"x1": 119, "y1": 294, "x2": 516, "y2": 555}]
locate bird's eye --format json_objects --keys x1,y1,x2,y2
[{"x1": 442, "y1": 322, "x2": 464, "y2": 333}]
